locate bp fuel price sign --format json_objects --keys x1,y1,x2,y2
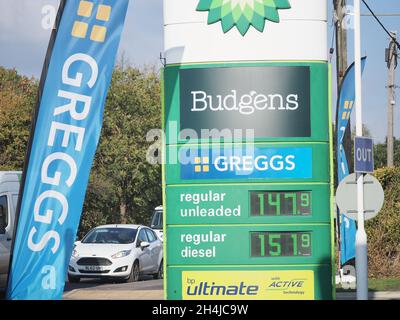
[
  {"x1": 163, "y1": 0, "x2": 333, "y2": 301},
  {"x1": 163, "y1": 64, "x2": 334, "y2": 300}
]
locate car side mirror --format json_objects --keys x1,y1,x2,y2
[{"x1": 140, "y1": 241, "x2": 150, "y2": 249}]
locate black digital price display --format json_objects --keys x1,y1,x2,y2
[
  {"x1": 251, "y1": 232, "x2": 312, "y2": 257},
  {"x1": 250, "y1": 191, "x2": 311, "y2": 216}
]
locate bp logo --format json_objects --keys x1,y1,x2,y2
[{"x1": 197, "y1": 0, "x2": 291, "y2": 36}]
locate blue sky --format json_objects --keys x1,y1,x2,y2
[{"x1": 0, "y1": 0, "x2": 398, "y2": 143}]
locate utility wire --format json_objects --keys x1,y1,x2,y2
[{"x1": 362, "y1": 0, "x2": 400, "y2": 49}]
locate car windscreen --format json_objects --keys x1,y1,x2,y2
[
  {"x1": 151, "y1": 210, "x2": 163, "y2": 229},
  {"x1": 82, "y1": 228, "x2": 138, "y2": 244}
]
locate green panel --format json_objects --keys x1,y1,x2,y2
[
  {"x1": 163, "y1": 60, "x2": 334, "y2": 300},
  {"x1": 165, "y1": 143, "x2": 330, "y2": 184},
  {"x1": 167, "y1": 224, "x2": 331, "y2": 265},
  {"x1": 167, "y1": 265, "x2": 333, "y2": 300},
  {"x1": 166, "y1": 183, "x2": 330, "y2": 225},
  {"x1": 164, "y1": 61, "x2": 329, "y2": 144}
]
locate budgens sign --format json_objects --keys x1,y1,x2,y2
[{"x1": 180, "y1": 66, "x2": 311, "y2": 138}]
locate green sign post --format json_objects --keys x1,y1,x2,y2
[{"x1": 163, "y1": 61, "x2": 334, "y2": 300}]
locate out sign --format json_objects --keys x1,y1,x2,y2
[{"x1": 354, "y1": 137, "x2": 374, "y2": 173}]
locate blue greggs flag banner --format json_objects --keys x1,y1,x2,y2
[
  {"x1": 337, "y1": 57, "x2": 367, "y2": 265},
  {"x1": 7, "y1": 0, "x2": 129, "y2": 300}
]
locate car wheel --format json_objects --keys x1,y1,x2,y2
[
  {"x1": 127, "y1": 261, "x2": 140, "y2": 283},
  {"x1": 153, "y1": 260, "x2": 163, "y2": 280},
  {"x1": 68, "y1": 275, "x2": 81, "y2": 283}
]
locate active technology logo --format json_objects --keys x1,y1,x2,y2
[
  {"x1": 180, "y1": 147, "x2": 312, "y2": 180},
  {"x1": 196, "y1": 0, "x2": 291, "y2": 36}
]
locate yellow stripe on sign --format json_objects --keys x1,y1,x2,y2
[{"x1": 182, "y1": 270, "x2": 315, "y2": 300}]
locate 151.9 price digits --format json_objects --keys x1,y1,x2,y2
[{"x1": 251, "y1": 232, "x2": 312, "y2": 257}]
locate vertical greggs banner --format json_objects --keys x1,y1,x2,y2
[
  {"x1": 336, "y1": 57, "x2": 367, "y2": 265},
  {"x1": 7, "y1": 0, "x2": 128, "y2": 300},
  {"x1": 163, "y1": 0, "x2": 334, "y2": 300}
]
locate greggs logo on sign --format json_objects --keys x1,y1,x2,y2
[
  {"x1": 182, "y1": 270, "x2": 315, "y2": 300},
  {"x1": 180, "y1": 147, "x2": 312, "y2": 180}
]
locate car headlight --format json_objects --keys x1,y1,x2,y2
[
  {"x1": 111, "y1": 250, "x2": 131, "y2": 259},
  {"x1": 71, "y1": 249, "x2": 79, "y2": 258}
]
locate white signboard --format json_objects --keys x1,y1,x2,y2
[{"x1": 163, "y1": 0, "x2": 328, "y2": 64}]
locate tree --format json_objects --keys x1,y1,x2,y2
[
  {"x1": 0, "y1": 67, "x2": 37, "y2": 170},
  {"x1": 374, "y1": 138, "x2": 400, "y2": 169},
  {"x1": 0, "y1": 65, "x2": 163, "y2": 233},
  {"x1": 86, "y1": 65, "x2": 162, "y2": 226}
]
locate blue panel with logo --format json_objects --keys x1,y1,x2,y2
[
  {"x1": 179, "y1": 147, "x2": 312, "y2": 180},
  {"x1": 165, "y1": 143, "x2": 330, "y2": 185}
]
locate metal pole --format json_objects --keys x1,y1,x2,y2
[
  {"x1": 387, "y1": 32, "x2": 397, "y2": 167},
  {"x1": 334, "y1": 0, "x2": 354, "y2": 174},
  {"x1": 334, "y1": 0, "x2": 348, "y2": 88},
  {"x1": 333, "y1": 0, "x2": 349, "y2": 276},
  {"x1": 354, "y1": 0, "x2": 368, "y2": 300}
]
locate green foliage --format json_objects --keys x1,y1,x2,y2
[
  {"x1": 367, "y1": 167, "x2": 400, "y2": 278},
  {"x1": 82, "y1": 65, "x2": 162, "y2": 232},
  {"x1": 0, "y1": 65, "x2": 162, "y2": 236},
  {"x1": 79, "y1": 174, "x2": 118, "y2": 238},
  {"x1": 0, "y1": 67, "x2": 37, "y2": 170},
  {"x1": 374, "y1": 138, "x2": 400, "y2": 168},
  {"x1": 332, "y1": 123, "x2": 399, "y2": 278}
]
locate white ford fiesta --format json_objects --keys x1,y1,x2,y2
[{"x1": 68, "y1": 225, "x2": 163, "y2": 283}]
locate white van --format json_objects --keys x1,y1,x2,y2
[
  {"x1": 150, "y1": 206, "x2": 163, "y2": 241},
  {"x1": 0, "y1": 171, "x2": 21, "y2": 289}
]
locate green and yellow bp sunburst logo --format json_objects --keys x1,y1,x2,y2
[{"x1": 196, "y1": 0, "x2": 291, "y2": 36}]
